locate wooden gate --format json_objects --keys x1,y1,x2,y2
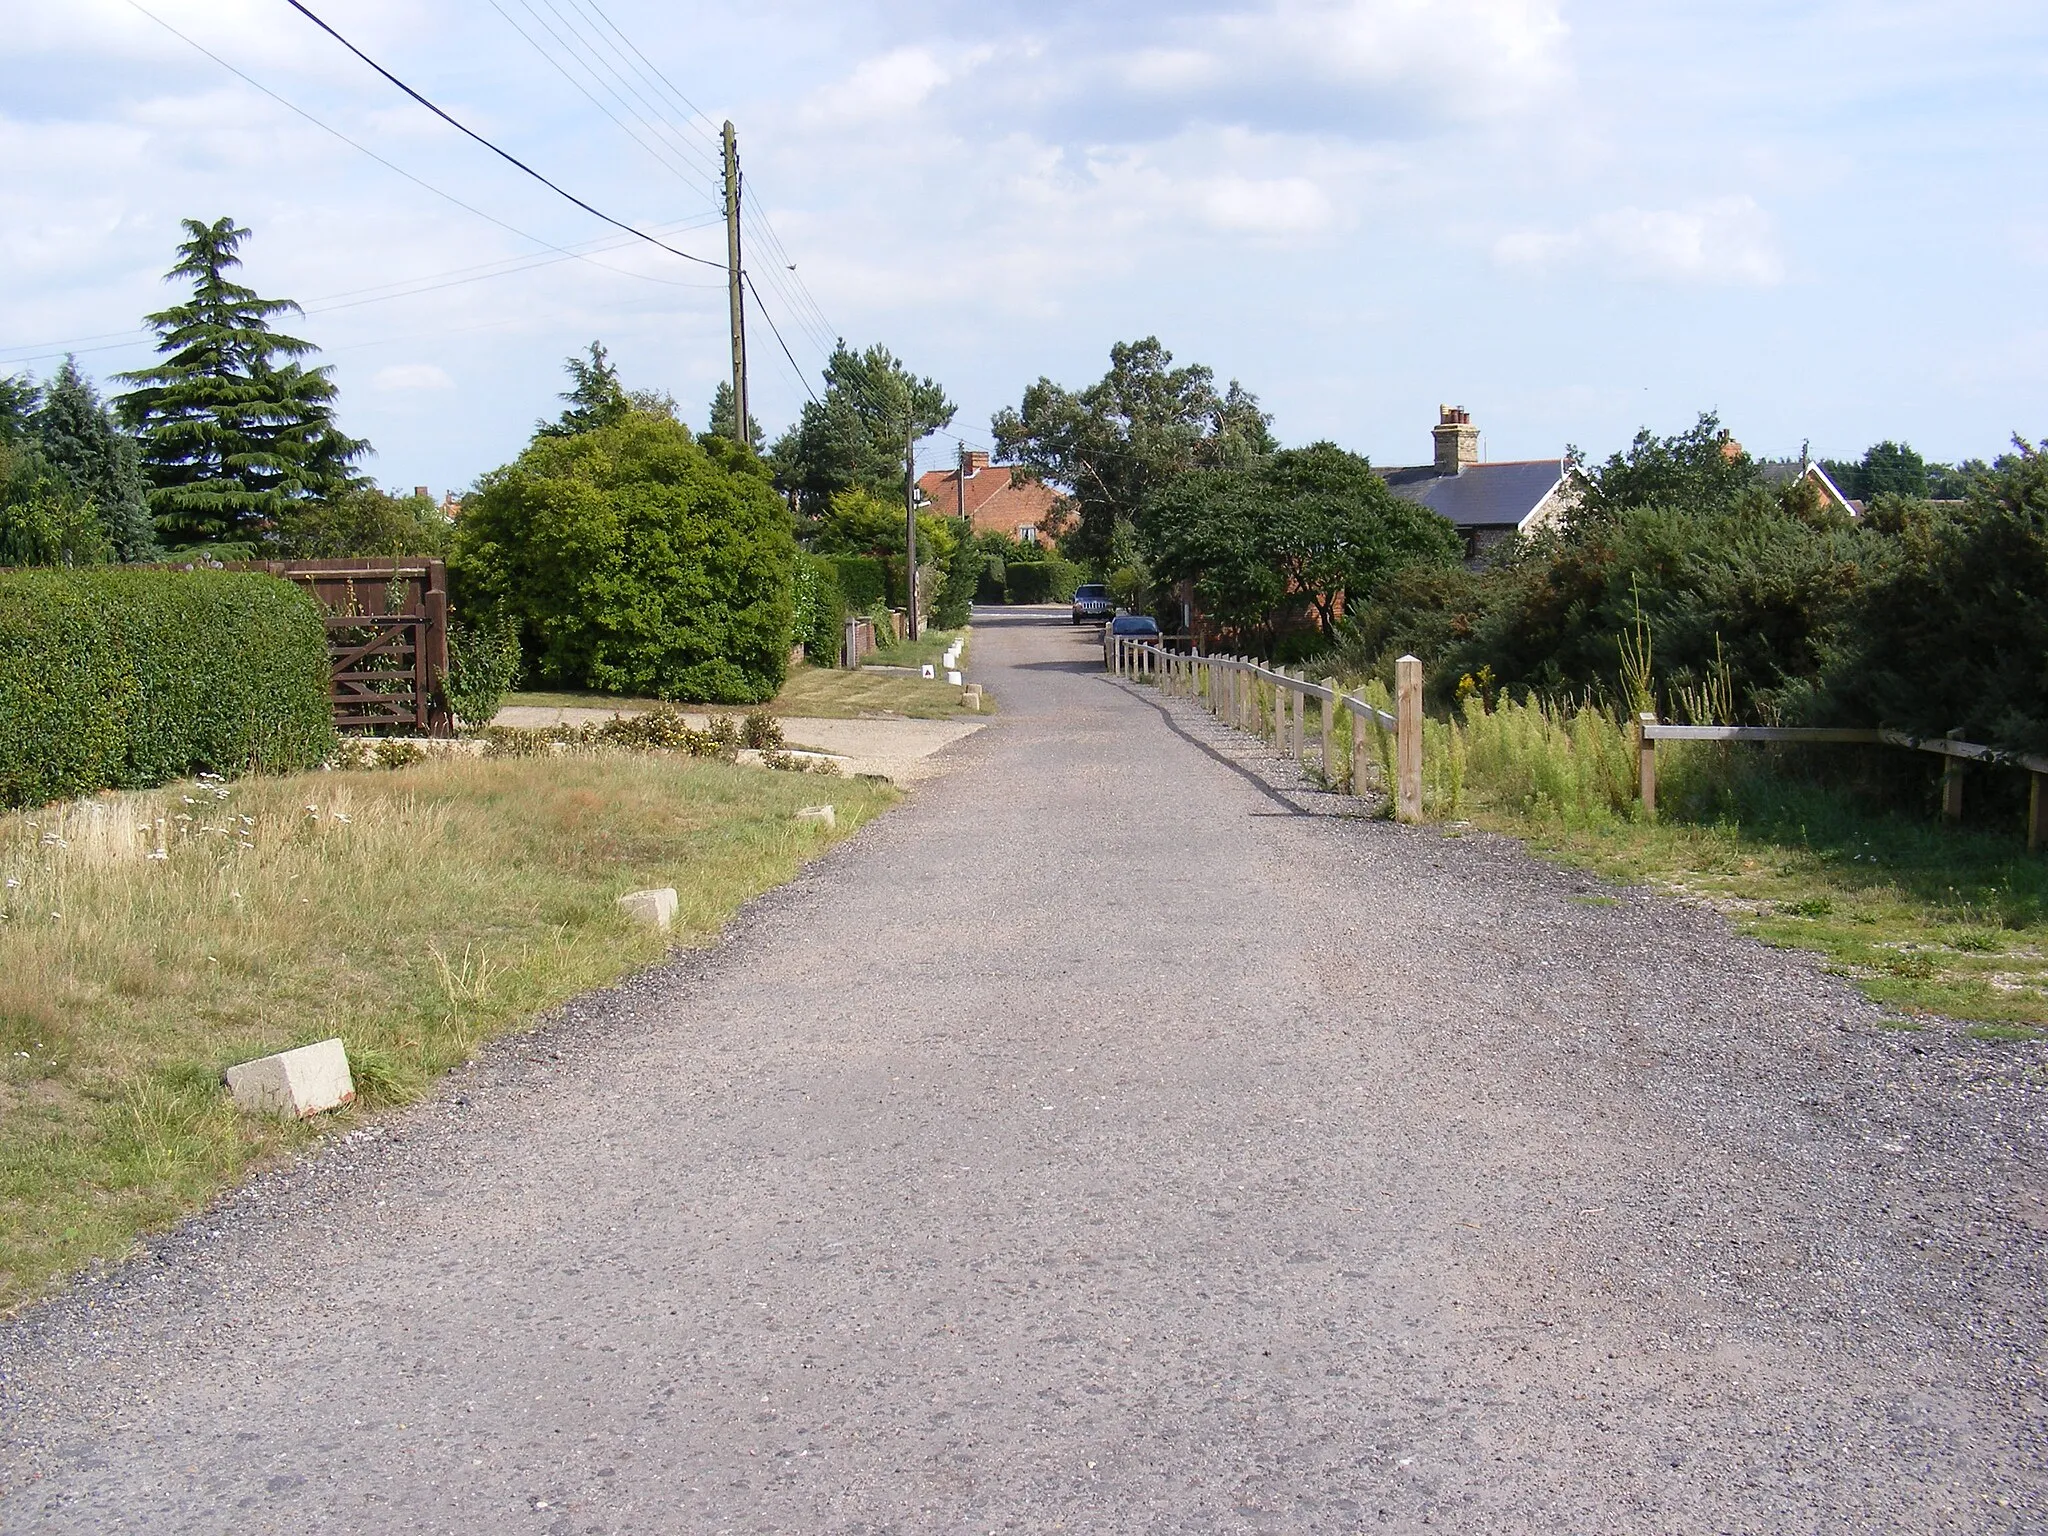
[{"x1": 240, "y1": 559, "x2": 452, "y2": 736}]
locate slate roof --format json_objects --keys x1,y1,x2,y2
[{"x1": 1381, "y1": 459, "x2": 1566, "y2": 530}]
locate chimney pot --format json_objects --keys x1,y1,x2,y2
[
  {"x1": 413, "y1": 485, "x2": 429, "y2": 500},
  {"x1": 1432, "y1": 407, "x2": 1479, "y2": 473}
]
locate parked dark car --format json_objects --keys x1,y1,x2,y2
[
  {"x1": 1071, "y1": 584, "x2": 1112, "y2": 624},
  {"x1": 1109, "y1": 613, "x2": 1160, "y2": 637}
]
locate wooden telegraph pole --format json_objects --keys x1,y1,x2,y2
[
  {"x1": 721, "y1": 121, "x2": 748, "y2": 444},
  {"x1": 904, "y1": 416, "x2": 919, "y2": 641}
]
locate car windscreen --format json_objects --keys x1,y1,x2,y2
[{"x1": 1075, "y1": 586, "x2": 1107, "y2": 599}]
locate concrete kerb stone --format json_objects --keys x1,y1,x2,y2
[
  {"x1": 225, "y1": 1038, "x2": 356, "y2": 1120},
  {"x1": 794, "y1": 805, "x2": 837, "y2": 831},
  {"x1": 616, "y1": 888, "x2": 679, "y2": 930}
]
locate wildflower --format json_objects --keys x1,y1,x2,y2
[
  {"x1": 40, "y1": 835, "x2": 66, "y2": 847},
  {"x1": 182, "y1": 797, "x2": 197, "y2": 805},
  {"x1": 147, "y1": 849, "x2": 168, "y2": 861},
  {"x1": 4, "y1": 877, "x2": 18, "y2": 889},
  {"x1": 332, "y1": 812, "x2": 352, "y2": 824}
]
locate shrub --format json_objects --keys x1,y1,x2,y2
[
  {"x1": 0, "y1": 568, "x2": 333, "y2": 809},
  {"x1": 822, "y1": 554, "x2": 887, "y2": 614},
  {"x1": 930, "y1": 517, "x2": 979, "y2": 628},
  {"x1": 451, "y1": 413, "x2": 796, "y2": 704},
  {"x1": 1004, "y1": 555, "x2": 1084, "y2": 604},
  {"x1": 790, "y1": 554, "x2": 845, "y2": 665},
  {"x1": 445, "y1": 616, "x2": 523, "y2": 730}
]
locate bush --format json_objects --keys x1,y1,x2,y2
[
  {"x1": 451, "y1": 414, "x2": 796, "y2": 704},
  {"x1": 791, "y1": 554, "x2": 845, "y2": 665},
  {"x1": 821, "y1": 554, "x2": 887, "y2": 614},
  {"x1": 930, "y1": 516, "x2": 979, "y2": 628},
  {"x1": 445, "y1": 615, "x2": 523, "y2": 730},
  {"x1": 0, "y1": 568, "x2": 334, "y2": 809},
  {"x1": 1004, "y1": 555, "x2": 1083, "y2": 604}
]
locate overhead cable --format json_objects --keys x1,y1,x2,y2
[{"x1": 278, "y1": 0, "x2": 726, "y2": 271}]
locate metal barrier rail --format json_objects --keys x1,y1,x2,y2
[{"x1": 1106, "y1": 631, "x2": 1424, "y2": 822}]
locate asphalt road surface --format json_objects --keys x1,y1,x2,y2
[{"x1": 3, "y1": 606, "x2": 2043, "y2": 1533}]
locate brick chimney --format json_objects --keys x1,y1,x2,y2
[
  {"x1": 959, "y1": 449, "x2": 990, "y2": 477},
  {"x1": 1432, "y1": 406, "x2": 1479, "y2": 473}
]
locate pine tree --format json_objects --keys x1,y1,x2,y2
[
  {"x1": 706, "y1": 381, "x2": 763, "y2": 452},
  {"x1": 115, "y1": 217, "x2": 366, "y2": 550},
  {"x1": 536, "y1": 341, "x2": 631, "y2": 439},
  {"x1": 33, "y1": 357, "x2": 158, "y2": 561}
]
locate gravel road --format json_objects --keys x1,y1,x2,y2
[{"x1": 3, "y1": 606, "x2": 2044, "y2": 1533}]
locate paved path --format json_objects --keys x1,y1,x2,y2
[{"x1": 3, "y1": 608, "x2": 2044, "y2": 1532}]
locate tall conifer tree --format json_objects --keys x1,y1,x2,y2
[
  {"x1": 34, "y1": 358, "x2": 158, "y2": 561},
  {"x1": 115, "y1": 217, "x2": 366, "y2": 549}
]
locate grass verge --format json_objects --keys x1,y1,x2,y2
[
  {"x1": 0, "y1": 754, "x2": 896, "y2": 1311},
  {"x1": 507, "y1": 661, "x2": 988, "y2": 722},
  {"x1": 1191, "y1": 674, "x2": 2048, "y2": 1034},
  {"x1": 860, "y1": 626, "x2": 966, "y2": 671}
]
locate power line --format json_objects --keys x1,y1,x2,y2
[
  {"x1": 743, "y1": 272, "x2": 818, "y2": 403},
  {"x1": 279, "y1": 0, "x2": 726, "y2": 272},
  {"x1": 121, "y1": 0, "x2": 715, "y2": 294}
]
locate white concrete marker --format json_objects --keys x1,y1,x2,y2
[
  {"x1": 947, "y1": 670, "x2": 963, "y2": 686},
  {"x1": 616, "y1": 887, "x2": 679, "y2": 930},
  {"x1": 794, "y1": 804, "x2": 836, "y2": 831},
  {"x1": 920, "y1": 664, "x2": 936, "y2": 679},
  {"x1": 226, "y1": 1038, "x2": 355, "y2": 1120}
]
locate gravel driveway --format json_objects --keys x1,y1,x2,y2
[{"x1": 2, "y1": 607, "x2": 2043, "y2": 1532}]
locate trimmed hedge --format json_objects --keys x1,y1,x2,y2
[
  {"x1": 791, "y1": 553, "x2": 845, "y2": 665},
  {"x1": 0, "y1": 569, "x2": 334, "y2": 809},
  {"x1": 822, "y1": 555, "x2": 888, "y2": 615},
  {"x1": 1003, "y1": 556, "x2": 1084, "y2": 604}
]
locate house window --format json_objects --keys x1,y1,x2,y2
[{"x1": 1018, "y1": 526, "x2": 1039, "y2": 545}]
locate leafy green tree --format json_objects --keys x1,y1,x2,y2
[
  {"x1": 1151, "y1": 443, "x2": 1459, "y2": 643},
  {"x1": 1567, "y1": 412, "x2": 1756, "y2": 531},
  {"x1": 706, "y1": 381, "x2": 764, "y2": 453},
  {"x1": 0, "y1": 440, "x2": 112, "y2": 567},
  {"x1": 770, "y1": 342, "x2": 954, "y2": 518},
  {"x1": 993, "y1": 337, "x2": 1274, "y2": 567},
  {"x1": 536, "y1": 341, "x2": 632, "y2": 439},
  {"x1": 33, "y1": 358, "x2": 157, "y2": 561},
  {"x1": 0, "y1": 374, "x2": 37, "y2": 443},
  {"x1": 115, "y1": 217, "x2": 366, "y2": 550},
  {"x1": 1822, "y1": 439, "x2": 2048, "y2": 751},
  {"x1": 274, "y1": 485, "x2": 452, "y2": 558},
  {"x1": 1856, "y1": 440, "x2": 1928, "y2": 498},
  {"x1": 450, "y1": 410, "x2": 796, "y2": 703}
]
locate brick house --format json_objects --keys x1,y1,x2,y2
[{"x1": 917, "y1": 449, "x2": 1063, "y2": 544}]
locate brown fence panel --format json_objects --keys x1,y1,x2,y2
[{"x1": 231, "y1": 558, "x2": 451, "y2": 736}]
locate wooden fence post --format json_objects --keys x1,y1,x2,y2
[
  {"x1": 1396, "y1": 654, "x2": 1423, "y2": 823},
  {"x1": 1942, "y1": 759, "x2": 1965, "y2": 824},
  {"x1": 1350, "y1": 695, "x2": 1368, "y2": 797},
  {"x1": 1320, "y1": 678, "x2": 1339, "y2": 784},
  {"x1": 1638, "y1": 712, "x2": 1658, "y2": 820}
]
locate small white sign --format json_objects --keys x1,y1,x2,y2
[{"x1": 921, "y1": 664, "x2": 936, "y2": 679}]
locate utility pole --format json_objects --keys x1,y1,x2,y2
[
  {"x1": 904, "y1": 415, "x2": 919, "y2": 642},
  {"x1": 957, "y1": 443, "x2": 968, "y2": 521},
  {"x1": 721, "y1": 120, "x2": 748, "y2": 445}
]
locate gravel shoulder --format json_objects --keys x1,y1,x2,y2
[
  {"x1": 492, "y1": 706, "x2": 986, "y2": 783},
  {"x1": 2, "y1": 608, "x2": 2043, "y2": 1533}
]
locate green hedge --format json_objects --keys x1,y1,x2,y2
[
  {"x1": 822, "y1": 555, "x2": 888, "y2": 614},
  {"x1": 1003, "y1": 556, "x2": 1084, "y2": 604},
  {"x1": 0, "y1": 569, "x2": 334, "y2": 809},
  {"x1": 791, "y1": 553, "x2": 845, "y2": 665}
]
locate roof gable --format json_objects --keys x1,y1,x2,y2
[{"x1": 1381, "y1": 459, "x2": 1565, "y2": 529}]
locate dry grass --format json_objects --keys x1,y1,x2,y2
[
  {"x1": 0, "y1": 754, "x2": 896, "y2": 1311},
  {"x1": 507, "y1": 663, "x2": 989, "y2": 722}
]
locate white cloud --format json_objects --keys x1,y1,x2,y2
[
  {"x1": 1494, "y1": 195, "x2": 1784, "y2": 286},
  {"x1": 801, "y1": 47, "x2": 976, "y2": 127},
  {"x1": 373, "y1": 363, "x2": 454, "y2": 392}
]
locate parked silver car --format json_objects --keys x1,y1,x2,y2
[{"x1": 1071, "y1": 583, "x2": 1112, "y2": 624}]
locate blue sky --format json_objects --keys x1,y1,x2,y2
[{"x1": 3, "y1": 0, "x2": 2044, "y2": 497}]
